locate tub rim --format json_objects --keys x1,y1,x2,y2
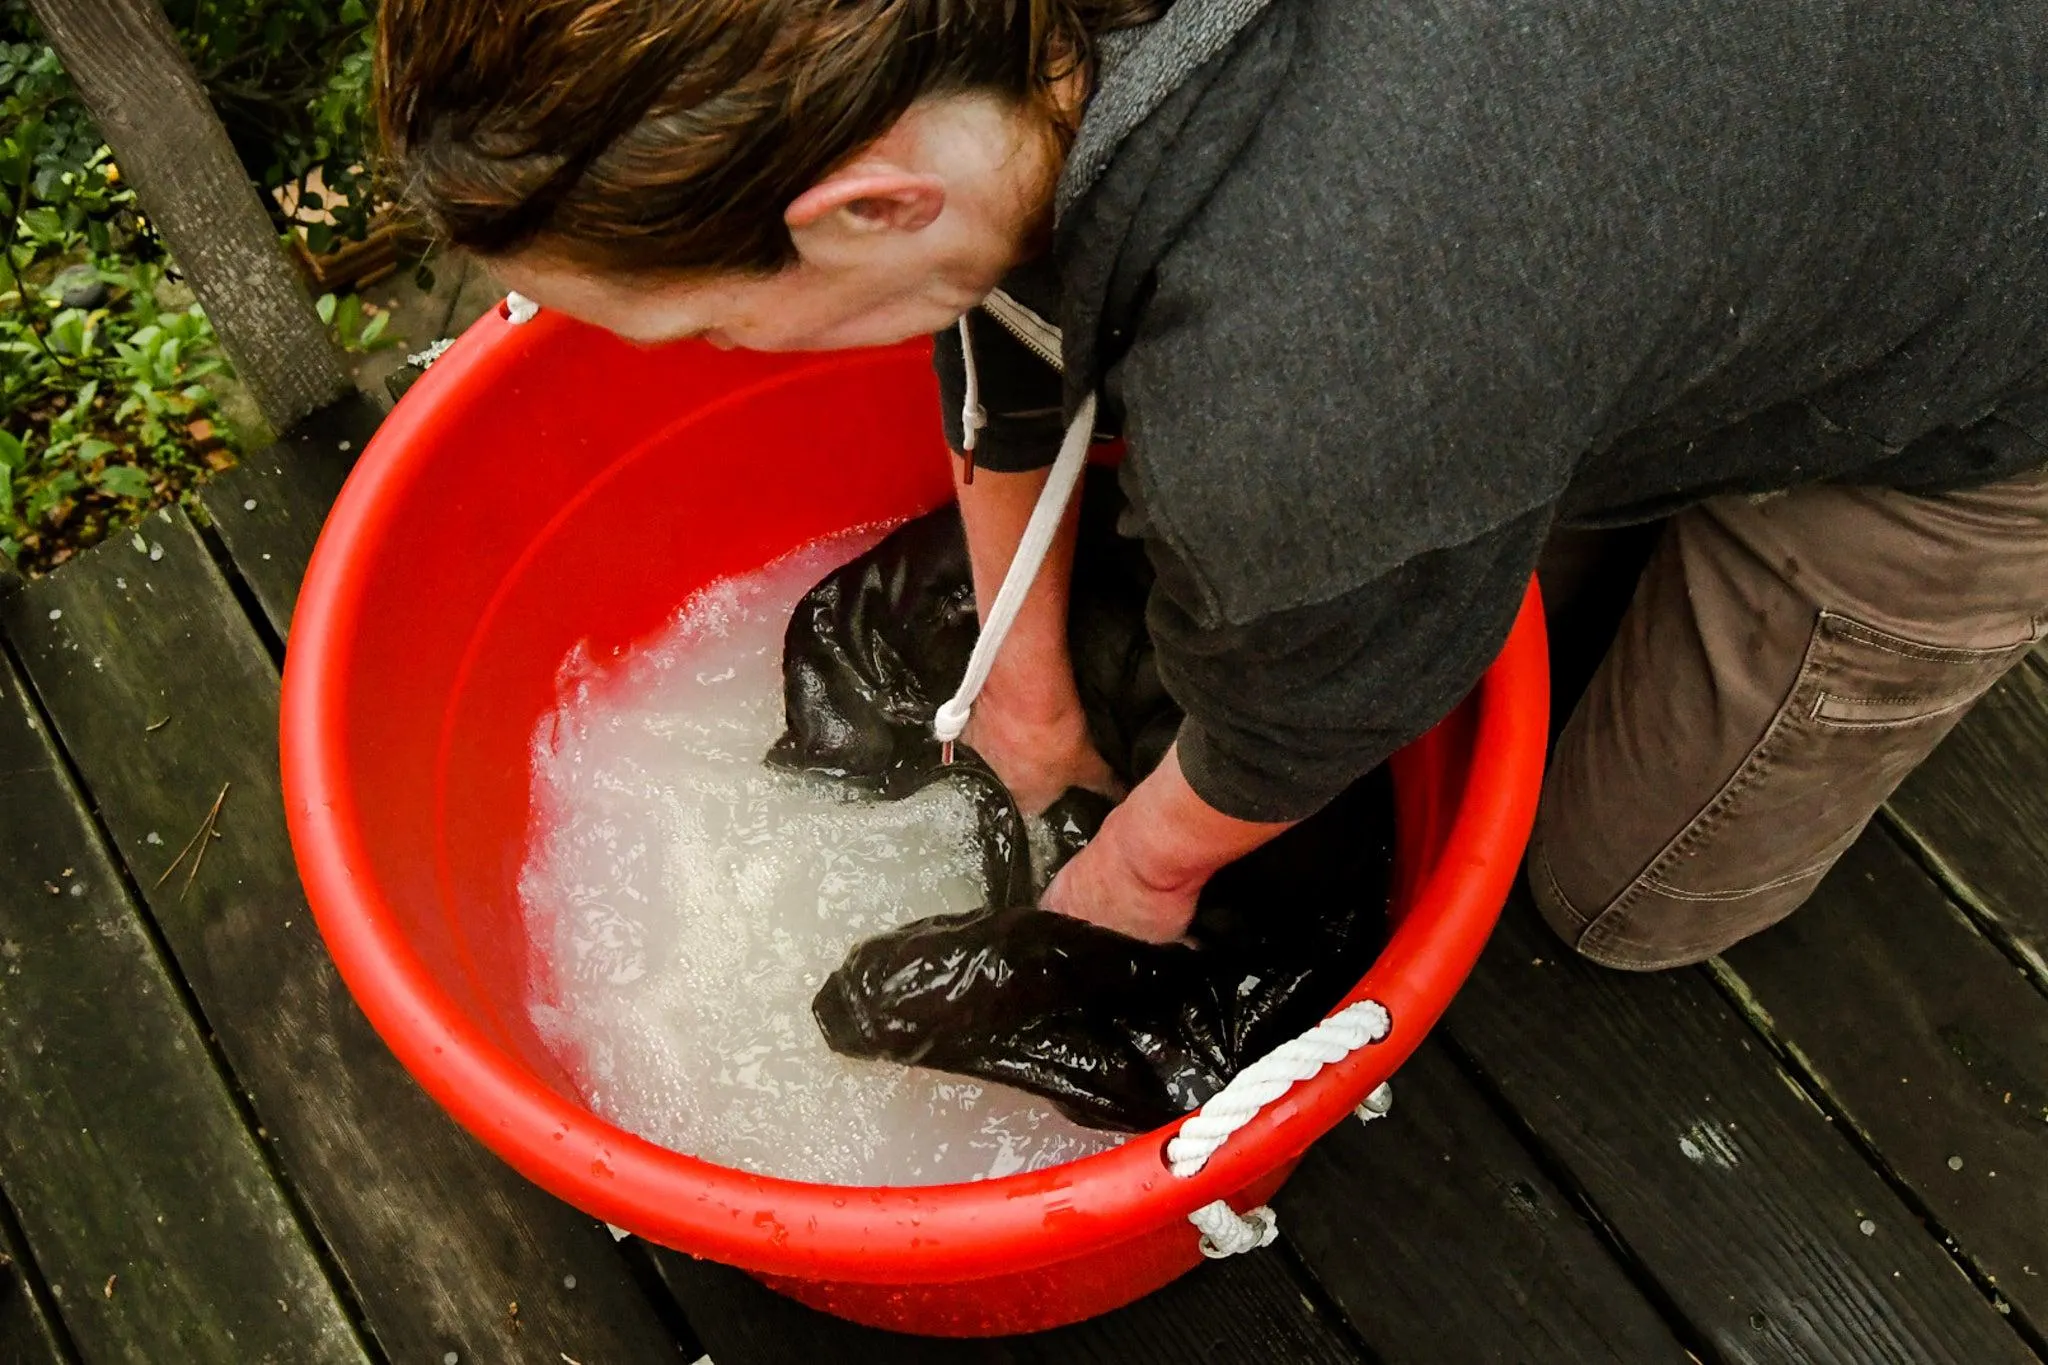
[{"x1": 280, "y1": 306, "x2": 1550, "y2": 1285}]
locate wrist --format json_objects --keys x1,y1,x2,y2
[
  {"x1": 1095, "y1": 795, "x2": 1206, "y2": 898},
  {"x1": 979, "y1": 651, "x2": 1086, "y2": 725},
  {"x1": 1112, "y1": 746, "x2": 1295, "y2": 891}
]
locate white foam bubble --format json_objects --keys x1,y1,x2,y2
[{"x1": 522, "y1": 531, "x2": 1121, "y2": 1185}]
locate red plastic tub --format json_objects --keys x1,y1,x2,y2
[{"x1": 281, "y1": 302, "x2": 1549, "y2": 1336}]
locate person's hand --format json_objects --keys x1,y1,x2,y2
[
  {"x1": 1040, "y1": 809, "x2": 1200, "y2": 943},
  {"x1": 962, "y1": 689, "x2": 1123, "y2": 816}
]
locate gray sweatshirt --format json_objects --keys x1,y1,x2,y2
[{"x1": 935, "y1": 0, "x2": 2048, "y2": 822}]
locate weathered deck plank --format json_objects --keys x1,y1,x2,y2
[
  {"x1": 0, "y1": 1195, "x2": 68, "y2": 1365},
  {"x1": 650, "y1": 1241, "x2": 1371, "y2": 1364},
  {"x1": 1886, "y1": 655, "x2": 2048, "y2": 989},
  {"x1": 22, "y1": 357, "x2": 2048, "y2": 1362},
  {"x1": 1447, "y1": 890, "x2": 2035, "y2": 1365},
  {"x1": 0, "y1": 647, "x2": 368, "y2": 1363},
  {"x1": 1716, "y1": 828, "x2": 2048, "y2": 1338},
  {"x1": 194, "y1": 394, "x2": 381, "y2": 639},
  {"x1": 1278, "y1": 1039, "x2": 1691, "y2": 1364},
  {"x1": 0, "y1": 514, "x2": 686, "y2": 1364}
]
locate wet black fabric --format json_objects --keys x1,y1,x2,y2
[{"x1": 768, "y1": 474, "x2": 1395, "y2": 1132}]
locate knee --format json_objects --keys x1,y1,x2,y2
[{"x1": 1525, "y1": 813, "x2": 1829, "y2": 972}]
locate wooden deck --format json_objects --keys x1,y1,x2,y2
[{"x1": 2, "y1": 393, "x2": 2044, "y2": 1365}]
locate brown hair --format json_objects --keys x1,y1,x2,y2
[{"x1": 377, "y1": 0, "x2": 1164, "y2": 277}]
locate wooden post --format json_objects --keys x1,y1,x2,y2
[{"x1": 27, "y1": 0, "x2": 354, "y2": 435}]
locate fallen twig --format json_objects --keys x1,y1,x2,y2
[{"x1": 155, "y1": 783, "x2": 230, "y2": 898}]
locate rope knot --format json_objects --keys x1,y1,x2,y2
[
  {"x1": 1188, "y1": 1201, "x2": 1278, "y2": 1259},
  {"x1": 931, "y1": 696, "x2": 972, "y2": 746}
]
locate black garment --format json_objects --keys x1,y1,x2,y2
[
  {"x1": 769, "y1": 480, "x2": 1394, "y2": 1132},
  {"x1": 935, "y1": 0, "x2": 2048, "y2": 822}
]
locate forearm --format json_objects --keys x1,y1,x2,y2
[
  {"x1": 951, "y1": 457, "x2": 1084, "y2": 722},
  {"x1": 1099, "y1": 744, "x2": 1293, "y2": 893}
]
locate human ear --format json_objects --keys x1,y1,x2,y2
[{"x1": 785, "y1": 170, "x2": 946, "y2": 236}]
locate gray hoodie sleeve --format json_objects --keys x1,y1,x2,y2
[{"x1": 1146, "y1": 506, "x2": 1550, "y2": 823}]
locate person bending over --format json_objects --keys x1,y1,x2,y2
[{"x1": 376, "y1": 0, "x2": 2048, "y2": 970}]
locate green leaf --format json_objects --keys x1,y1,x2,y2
[
  {"x1": 316, "y1": 292, "x2": 337, "y2": 325},
  {"x1": 18, "y1": 205, "x2": 65, "y2": 243},
  {"x1": 306, "y1": 222, "x2": 335, "y2": 255},
  {"x1": 76, "y1": 438, "x2": 116, "y2": 462},
  {"x1": 48, "y1": 311, "x2": 87, "y2": 356},
  {"x1": 25, "y1": 470, "x2": 81, "y2": 525},
  {"x1": 95, "y1": 464, "x2": 154, "y2": 499},
  {"x1": 0, "y1": 430, "x2": 22, "y2": 466},
  {"x1": 340, "y1": 0, "x2": 368, "y2": 23}
]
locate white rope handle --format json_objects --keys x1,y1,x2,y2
[
  {"x1": 504, "y1": 291, "x2": 540, "y2": 324},
  {"x1": 1169, "y1": 999, "x2": 1391, "y2": 1180},
  {"x1": 931, "y1": 391, "x2": 1097, "y2": 746},
  {"x1": 1173, "y1": 1000, "x2": 1391, "y2": 1257}
]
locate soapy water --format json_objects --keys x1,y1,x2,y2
[{"x1": 521, "y1": 529, "x2": 1122, "y2": 1185}]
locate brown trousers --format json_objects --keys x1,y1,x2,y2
[{"x1": 1530, "y1": 467, "x2": 2048, "y2": 971}]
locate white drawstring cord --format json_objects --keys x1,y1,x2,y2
[
  {"x1": 930, "y1": 390, "x2": 1097, "y2": 750},
  {"x1": 958, "y1": 313, "x2": 988, "y2": 462}
]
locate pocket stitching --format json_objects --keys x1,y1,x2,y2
[
  {"x1": 1641, "y1": 825, "x2": 1859, "y2": 901},
  {"x1": 1823, "y1": 610, "x2": 2038, "y2": 662},
  {"x1": 1810, "y1": 689, "x2": 1983, "y2": 730},
  {"x1": 1586, "y1": 607, "x2": 2029, "y2": 947}
]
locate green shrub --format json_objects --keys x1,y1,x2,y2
[
  {"x1": 161, "y1": 0, "x2": 380, "y2": 247},
  {"x1": 0, "y1": 0, "x2": 382, "y2": 572}
]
